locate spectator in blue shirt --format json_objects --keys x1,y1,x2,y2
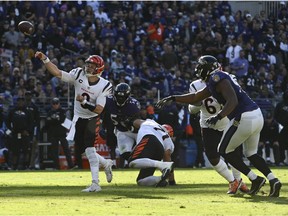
[{"x1": 231, "y1": 50, "x2": 249, "y2": 78}]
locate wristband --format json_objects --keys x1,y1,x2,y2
[
  {"x1": 42, "y1": 57, "x2": 50, "y2": 64},
  {"x1": 82, "y1": 100, "x2": 96, "y2": 112},
  {"x1": 171, "y1": 96, "x2": 176, "y2": 101},
  {"x1": 217, "y1": 113, "x2": 223, "y2": 120}
]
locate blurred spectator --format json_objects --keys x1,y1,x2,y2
[
  {"x1": 258, "y1": 111, "x2": 281, "y2": 165},
  {"x1": 0, "y1": 104, "x2": 10, "y2": 170},
  {"x1": 274, "y1": 90, "x2": 288, "y2": 166},
  {"x1": 100, "y1": 21, "x2": 117, "y2": 47},
  {"x1": 110, "y1": 54, "x2": 125, "y2": 80},
  {"x1": 230, "y1": 50, "x2": 249, "y2": 78},
  {"x1": 2, "y1": 24, "x2": 22, "y2": 49},
  {"x1": 19, "y1": 39, "x2": 35, "y2": 64},
  {"x1": 94, "y1": 4, "x2": 110, "y2": 25},
  {"x1": 45, "y1": 98, "x2": 73, "y2": 169},
  {"x1": 6, "y1": 97, "x2": 32, "y2": 170},
  {"x1": 21, "y1": 1, "x2": 36, "y2": 22},
  {"x1": 147, "y1": 18, "x2": 165, "y2": 44},
  {"x1": 160, "y1": 43, "x2": 178, "y2": 72},
  {"x1": 225, "y1": 38, "x2": 242, "y2": 65},
  {"x1": 254, "y1": 43, "x2": 269, "y2": 70}
]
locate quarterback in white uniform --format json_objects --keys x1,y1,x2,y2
[
  {"x1": 128, "y1": 119, "x2": 175, "y2": 187},
  {"x1": 35, "y1": 51, "x2": 113, "y2": 192},
  {"x1": 188, "y1": 78, "x2": 249, "y2": 194}
]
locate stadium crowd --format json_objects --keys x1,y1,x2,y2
[{"x1": 0, "y1": 1, "x2": 288, "y2": 170}]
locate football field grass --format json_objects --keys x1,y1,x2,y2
[{"x1": 0, "y1": 167, "x2": 287, "y2": 216}]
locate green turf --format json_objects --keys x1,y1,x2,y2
[{"x1": 0, "y1": 168, "x2": 287, "y2": 216}]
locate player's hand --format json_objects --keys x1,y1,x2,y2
[
  {"x1": 76, "y1": 95, "x2": 86, "y2": 103},
  {"x1": 206, "y1": 114, "x2": 221, "y2": 125},
  {"x1": 155, "y1": 96, "x2": 175, "y2": 109},
  {"x1": 35, "y1": 51, "x2": 47, "y2": 60}
]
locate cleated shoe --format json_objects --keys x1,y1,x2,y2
[
  {"x1": 239, "y1": 180, "x2": 250, "y2": 193},
  {"x1": 82, "y1": 181, "x2": 101, "y2": 192},
  {"x1": 227, "y1": 179, "x2": 241, "y2": 194},
  {"x1": 104, "y1": 159, "x2": 113, "y2": 183},
  {"x1": 248, "y1": 176, "x2": 266, "y2": 195},
  {"x1": 269, "y1": 178, "x2": 282, "y2": 197},
  {"x1": 156, "y1": 180, "x2": 168, "y2": 187},
  {"x1": 155, "y1": 167, "x2": 171, "y2": 187}
]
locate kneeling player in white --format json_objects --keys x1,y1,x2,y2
[
  {"x1": 128, "y1": 119, "x2": 175, "y2": 187},
  {"x1": 188, "y1": 78, "x2": 249, "y2": 194}
]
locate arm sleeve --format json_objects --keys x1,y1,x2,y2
[{"x1": 61, "y1": 68, "x2": 80, "y2": 83}]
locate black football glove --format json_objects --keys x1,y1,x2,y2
[
  {"x1": 155, "y1": 96, "x2": 175, "y2": 109},
  {"x1": 205, "y1": 114, "x2": 222, "y2": 125}
]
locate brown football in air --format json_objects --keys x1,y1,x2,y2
[{"x1": 18, "y1": 21, "x2": 34, "y2": 36}]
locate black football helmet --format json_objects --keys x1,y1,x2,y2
[
  {"x1": 195, "y1": 55, "x2": 220, "y2": 81},
  {"x1": 114, "y1": 83, "x2": 131, "y2": 106}
]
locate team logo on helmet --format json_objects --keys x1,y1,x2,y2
[{"x1": 195, "y1": 55, "x2": 220, "y2": 81}]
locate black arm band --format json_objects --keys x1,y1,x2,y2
[
  {"x1": 217, "y1": 113, "x2": 223, "y2": 120},
  {"x1": 171, "y1": 96, "x2": 176, "y2": 101},
  {"x1": 82, "y1": 101, "x2": 96, "y2": 112}
]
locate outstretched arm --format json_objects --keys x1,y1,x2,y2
[
  {"x1": 155, "y1": 87, "x2": 211, "y2": 109},
  {"x1": 35, "y1": 51, "x2": 62, "y2": 79}
]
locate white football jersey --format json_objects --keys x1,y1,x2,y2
[
  {"x1": 188, "y1": 79, "x2": 228, "y2": 131},
  {"x1": 61, "y1": 67, "x2": 113, "y2": 119},
  {"x1": 137, "y1": 119, "x2": 174, "y2": 153}
]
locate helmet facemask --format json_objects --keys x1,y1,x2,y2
[
  {"x1": 195, "y1": 55, "x2": 220, "y2": 82},
  {"x1": 114, "y1": 83, "x2": 131, "y2": 107},
  {"x1": 84, "y1": 55, "x2": 104, "y2": 77}
]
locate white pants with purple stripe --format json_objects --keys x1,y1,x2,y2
[{"x1": 218, "y1": 108, "x2": 264, "y2": 157}]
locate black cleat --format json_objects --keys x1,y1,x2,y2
[
  {"x1": 248, "y1": 176, "x2": 266, "y2": 195},
  {"x1": 269, "y1": 178, "x2": 282, "y2": 197},
  {"x1": 155, "y1": 168, "x2": 171, "y2": 187}
]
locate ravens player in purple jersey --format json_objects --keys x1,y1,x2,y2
[
  {"x1": 156, "y1": 55, "x2": 282, "y2": 197},
  {"x1": 104, "y1": 83, "x2": 141, "y2": 166}
]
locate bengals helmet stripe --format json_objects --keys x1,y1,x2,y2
[{"x1": 84, "y1": 55, "x2": 105, "y2": 77}]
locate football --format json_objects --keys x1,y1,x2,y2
[{"x1": 18, "y1": 21, "x2": 34, "y2": 36}]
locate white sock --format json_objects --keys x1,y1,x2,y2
[
  {"x1": 266, "y1": 173, "x2": 276, "y2": 181},
  {"x1": 137, "y1": 176, "x2": 161, "y2": 186},
  {"x1": 113, "y1": 159, "x2": 116, "y2": 166},
  {"x1": 247, "y1": 171, "x2": 257, "y2": 181},
  {"x1": 230, "y1": 165, "x2": 241, "y2": 181},
  {"x1": 85, "y1": 147, "x2": 99, "y2": 183},
  {"x1": 129, "y1": 158, "x2": 160, "y2": 169},
  {"x1": 213, "y1": 159, "x2": 234, "y2": 182}
]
